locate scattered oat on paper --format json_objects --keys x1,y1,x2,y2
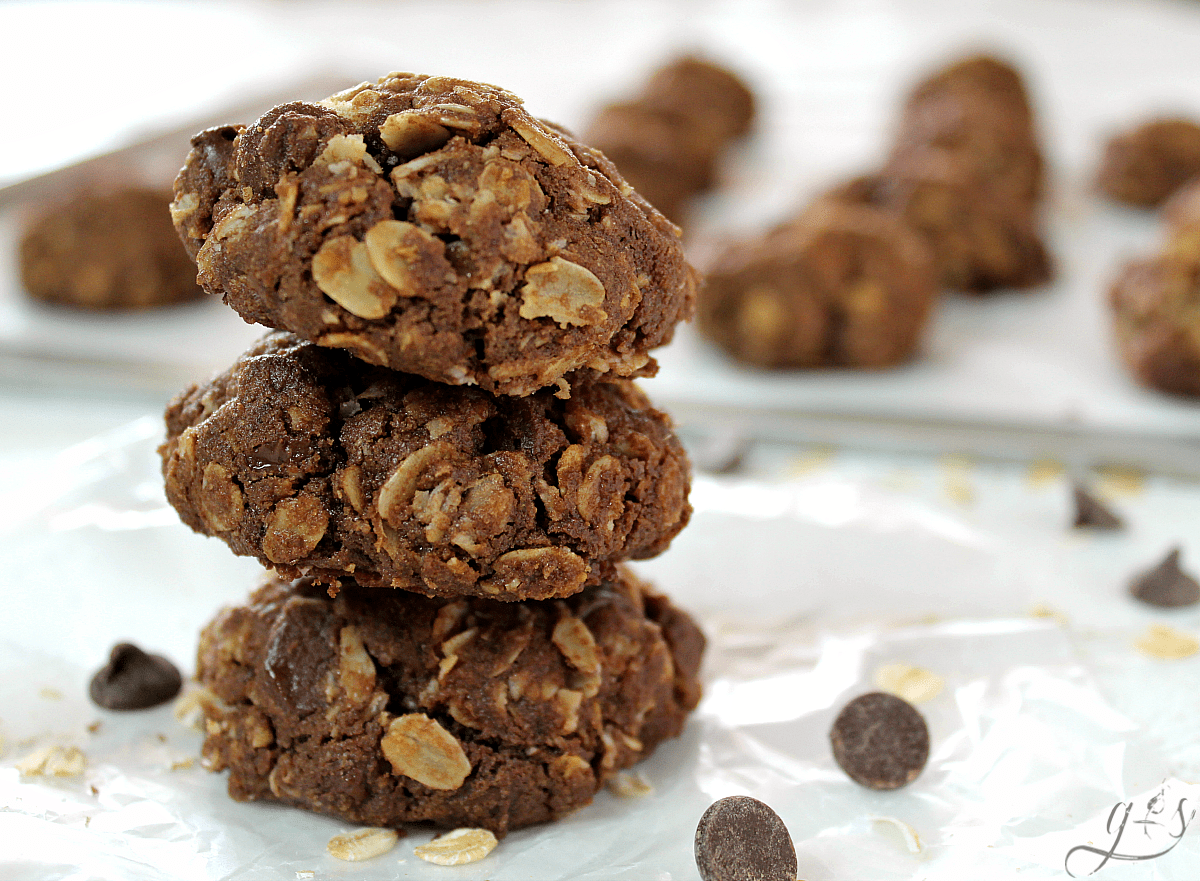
[
  {"x1": 327, "y1": 827, "x2": 399, "y2": 861},
  {"x1": 787, "y1": 446, "x2": 836, "y2": 478},
  {"x1": 1025, "y1": 458, "x2": 1065, "y2": 488},
  {"x1": 1096, "y1": 465, "x2": 1145, "y2": 497},
  {"x1": 39, "y1": 687, "x2": 63, "y2": 701},
  {"x1": 173, "y1": 686, "x2": 218, "y2": 731},
  {"x1": 1028, "y1": 603, "x2": 1069, "y2": 627},
  {"x1": 870, "y1": 816, "x2": 923, "y2": 854},
  {"x1": 295, "y1": 872, "x2": 315, "y2": 880},
  {"x1": 1134, "y1": 625, "x2": 1199, "y2": 659},
  {"x1": 607, "y1": 769, "x2": 653, "y2": 798},
  {"x1": 16, "y1": 744, "x2": 86, "y2": 777},
  {"x1": 873, "y1": 663, "x2": 944, "y2": 703},
  {"x1": 414, "y1": 827, "x2": 498, "y2": 866},
  {"x1": 169, "y1": 757, "x2": 196, "y2": 771},
  {"x1": 941, "y1": 455, "x2": 975, "y2": 506}
]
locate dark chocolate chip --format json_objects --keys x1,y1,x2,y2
[
  {"x1": 1071, "y1": 485, "x2": 1124, "y2": 530},
  {"x1": 89, "y1": 643, "x2": 183, "y2": 710},
  {"x1": 830, "y1": 691, "x2": 929, "y2": 790},
  {"x1": 695, "y1": 795, "x2": 797, "y2": 881},
  {"x1": 1129, "y1": 547, "x2": 1200, "y2": 608}
]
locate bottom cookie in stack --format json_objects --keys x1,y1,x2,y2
[{"x1": 195, "y1": 567, "x2": 705, "y2": 835}]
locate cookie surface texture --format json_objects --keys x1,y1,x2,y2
[
  {"x1": 171, "y1": 73, "x2": 696, "y2": 396},
  {"x1": 20, "y1": 187, "x2": 203, "y2": 310},
  {"x1": 196, "y1": 569, "x2": 705, "y2": 834},
  {"x1": 161, "y1": 332, "x2": 691, "y2": 600}
]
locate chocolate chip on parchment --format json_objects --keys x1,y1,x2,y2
[
  {"x1": 830, "y1": 691, "x2": 929, "y2": 790},
  {"x1": 694, "y1": 795, "x2": 797, "y2": 881},
  {"x1": 89, "y1": 643, "x2": 183, "y2": 710},
  {"x1": 1071, "y1": 485, "x2": 1124, "y2": 530},
  {"x1": 1129, "y1": 547, "x2": 1200, "y2": 608}
]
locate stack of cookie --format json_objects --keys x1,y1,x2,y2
[{"x1": 160, "y1": 73, "x2": 705, "y2": 835}]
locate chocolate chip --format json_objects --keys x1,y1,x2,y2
[
  {"x1": 1071, "y1": 485, "x2": 1124, "y2": 530},
  {"x1": 1129, "y1": 547, "x2": 1200, "y2": 608},
  {"x1": 830, "y1": 691, "x2": 929, "y2": 790},
  {"x1": 89, "y1": 643, "x2": 182, "y2": 710},
  {"x1": 694, "y1": 795, "x2": 797, "y2": 881}
]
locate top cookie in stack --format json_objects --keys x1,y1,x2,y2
[
  {"x1": 163, "y1": 73, "x2": 699, "y2": 603},
  {"x1": 171, "y1": 73, "x2": 697, "y2": 398}
]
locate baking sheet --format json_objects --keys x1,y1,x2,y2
[
  {"x1": 1, "y1": 418, "x2": 1198, "y2": 880},
  {"x1": 2, "y1": 0, "x2": 1200, "y2": 438}
]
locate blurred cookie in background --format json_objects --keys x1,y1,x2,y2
[
  {"x1": 585, "y1": 54, "x2": 756, "y2": 225},
  {"x1": 697, "y1": 201, "x2": 937, "y2": 369},
  {"x1": 19, "y1": 186, "x2": 203, "y2": 310},
  {"x1": 830, "y1": 148, "x2": 1052, "y2": 294},
  {"x1": 870, "y1": 52, "x2": 1052, "y2": 293},
  {"x1": 1095, "y1": 117, "x2": 1200, "y2": 208},
  {"x1": 1109, "y1": 250, "x2": 1200, "y2": 398}
]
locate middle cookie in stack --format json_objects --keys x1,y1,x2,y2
[{"x1": 162, "y1": 71, "x2": 704, "y2": 835}]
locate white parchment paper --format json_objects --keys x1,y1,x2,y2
[{"x1": 1, "y1": 419, "x2": 1198, "y2": 880}]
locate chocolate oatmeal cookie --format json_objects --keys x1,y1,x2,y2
[
  {"x1": 171, "y1": 73, "x2": 696, "y2": 397},
  {"x1": 19, "y1": 186, "x2": 203, "y2": 310},
  {"x1": 584, "y1": 101, "x2": 723, "y2": 224},
  {"x1": 161, "y1": 332, "x2": 691, "y2": 599},
  {"x1": 640, "y1": 54, "x2": 757, "y2": 144},
  {"x1": 847, "y1": 53, "x2": 1051, "y2": 293},
  {"x1": 1095, "y1": 117, "x2": 1200, "y2": 208},
  {"x1": 1109, "y1": 251, "x2": 1200, "y2": 397},
  {"x1": 584, "y1": 55, "x2": 755, "y2": 223},
  {"x1": 892, "y1": 54, "x2": 1044, "y2": 206},
  {"x1": 834, "y1": 150, "x2": 1052, "y2": 293},
  {"x1": 196, "y1": 569, "x2": 705, "y2": 834},
  {"x1": 697, "y1": 201, "x2": 937, "y2": 368}
]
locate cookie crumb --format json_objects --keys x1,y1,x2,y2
[
  {"x1": 414, "y1": 828, "x2": 497, "y2": 866},
  {"x1": 1096, "y1": 465, "x2": 1145, "y2": 497},
  {"x1": 169, "y1": 757, "x2": 196, "y2": 771},
  {"x1": 327, "y1": 827, "x2": 400, "y2": 861},
  {"x1": 16, "y1": 744, "x2": 87, "y2": 777},
  {"x1": 86, "y1": 721, "x2": 102, "y2": 735},
  {"x1": 788, "y1": 446, "x2": 836, "y2": 478},
  {"x1": 173, "y1": 686, "x2": 220, "y2": 731},
  {"x1": 607, "y1": 770, "x2": 653, "y2": 798},
  {"x1": 941, "y1": 455, "x2": 975, "y2": 506},
  {"x1": 873, "y1": 663, "x2": 943, "y2": 703},
  {"x1": 1026, "y1": 458, "x2": 1065, "y2": 488},
  {"x1": 1134, "y1": 624, "x2": 1199, "y2": 659},
  {"x1": 869, "y1": 815, "x2": 924, "y2": 854},
  {"x1": 1028, "y1": 603, "x2": 1069, "y2": 626}
]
